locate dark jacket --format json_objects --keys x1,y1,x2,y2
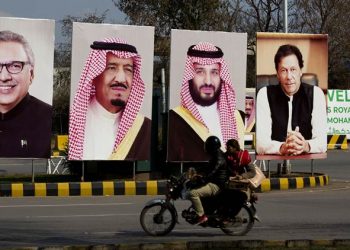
[
  {"x1": 0, "y1": 94, "x2": 52, "y2": 158},
  {"x1": 205, "y1": 149, "x2": 229, "y2": 188}
]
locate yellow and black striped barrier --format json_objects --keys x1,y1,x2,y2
[
  {"x1": 0, "y1": 174, "x2": 329, "y2": 197},
  {"x1": 0, "y1": 180, "x2": 167, "y2": 197},
  {"x1": 327, "y1": 134, "x2": 348, "y2": 150},
  {"x1": 258, "y1": 174, "x2": 329, "y2": 192}
]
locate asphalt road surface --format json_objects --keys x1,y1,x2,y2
[
  {"x1": 0, "y1": 149, "x2": 349, "y2": 248},
  {"x1": 0, "y1": 181, "x2": 349, "y2": 248}
]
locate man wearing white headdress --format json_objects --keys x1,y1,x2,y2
[
  {"x1": 245, "y1": 95, "x2": 255, "y2": 133},
  {"x1": 69, "y1": 38, "x2": 151, "y2": 160},
  {"x1": 168, "y1": 42, "x2": 244, "y2": 161}
]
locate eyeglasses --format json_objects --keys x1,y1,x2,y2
[{"x1": 0, "y1": 61, "x2": 29, "y2": 74}]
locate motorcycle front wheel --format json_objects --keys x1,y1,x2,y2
[
  {"x1": 140, "y1": 203, "x2": 176, "y2": 236},
  {"x1": 220, "y1": 204, "x2": 254, "y2": 236}
]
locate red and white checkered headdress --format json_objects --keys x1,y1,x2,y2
[
  {"x1": 180, "y1": 42, "x2": 238, "y2": 144},
  {"x1": 68, "y1": 38, "x2": 144, "y2": 160}
]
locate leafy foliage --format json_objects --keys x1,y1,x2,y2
[
  {"x1": 290, "y1": 0, "x2": 350, "y2": 89},
  {"x1": 52, "y1": 1, "x2": 350, "y2": 134},
  {"x1": 115, "y1": 0, "x2": 349, "y2": 89}
]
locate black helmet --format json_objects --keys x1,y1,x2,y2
[{"x1": 204, "y1": 136, "x2": 221, "y2": 153}]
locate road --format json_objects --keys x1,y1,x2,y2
[
  {"x1": 0, "y1": 181, "x2": 349, "y2": 248},
  {"x1": 0, "y1": 149, "x2": 349, "y2": 248}
]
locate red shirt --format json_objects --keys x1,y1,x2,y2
[{"x1": 226, "y1": 149, "x2": 251, "y2": 175}]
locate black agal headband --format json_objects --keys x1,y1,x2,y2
[
  {"x1": 187, "y1": 44, "x2": 224, "y2": 58},
  {"x1": 90, "y1": 41, "x2": 138, "y2": 53}
]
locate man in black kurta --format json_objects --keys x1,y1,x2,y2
[
  {"x1": 0, "y1": 94, "x2": 52, "y2": 158},
  {"x1": 0, "y1": 30, "x2": 52, "y2": 158}
]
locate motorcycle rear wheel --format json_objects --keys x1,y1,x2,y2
[
  {"x1": 220, "y1": 204, "x2": 254, "y2": 236},
  {"x1": 140, "y1": 203, "x2": 176, "y2": 236}
]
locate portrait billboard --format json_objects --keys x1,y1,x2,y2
[
  {"x1": 68, "y1": 22, "x2": 154, "y2": 161},
  {"x1": 0, "y1": 17, "x2": 54, "y2": 158},
  {"x1": 167, "y1": 29, "x2": 247, "y2": 162},
  {"x1": 255, "y1": 32, "x2": 328, "y2": 159}
]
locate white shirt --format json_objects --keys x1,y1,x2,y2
[
  {"x1": 83, "y1": 98, "x2": 121, "y2": 160},
  {"x1": 196, "y1": 103, "x2": 224, "y2": 144},
  {"x1": 256, "y1": 86, "x2": 327, "y2": 154}
]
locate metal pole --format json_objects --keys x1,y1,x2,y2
[
  {"x1": 81, "y1": 161, "x2": 84, "y2": 182},
  {"x1": 31, "y1": 159, "x2": 35, "y2": 183},
  {"x1": 283, "y1": 0, "x2": 288, "y2": 33},
  {"x1": 161, "y1": 68, "x2": 166, "y2": 113},
  {"x1": 133, "y1": 161, "x2": 136, "y2": 181},
  {"x1": 283, "y1": 0, "x2": 291, "y2": 175}
]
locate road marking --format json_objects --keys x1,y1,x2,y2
[
  {"x1": 88, "y1": 231, "x2": 143, "y2": 235},
  {"x1": 265, "y1": 185, "x2": 350, "y2": 196},
  {"x1": 0, "y1": 203, "x2": 133, "y2": 208},
  {"x1": 26, "y1": 213, "x2": 139, "y2": 218},
  {"x1": 0, "y1": 164, "x2": 31, "y2": 166}
]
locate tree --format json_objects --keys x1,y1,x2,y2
[
  {"x1": 113, "y1": 0, "x2": 243, "y2": 92},
  {"x1": 114, "y1": 0, "x2": 285, "y2": 88},
  {"x1": 115, "y1": 0, "x2": 349, "y2": 89},
  {"x1": 290, "y1": 0, "x2": 350, "y2": 89},
  {"x1": 233, "y1": 0, "x2": 285, "y2": 87},
  {"x1": 115, "y1": 0, "x2": 234, "y2": 35}
]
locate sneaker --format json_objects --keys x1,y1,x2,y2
[{"x1": 196, "y1": 215, "x2": 208, "y2": 225}]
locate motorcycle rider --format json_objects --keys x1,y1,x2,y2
[{"x1": 187, "y1": 136, "x2": 229, "y2": 224}]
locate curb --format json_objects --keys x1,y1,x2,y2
[
  {"x1": 258, "y1": 173, "x2": 329, "y2": 192},
  {"x1": 0, "y1": 174, "x2": 329, "y2": 197},
  {"x1": 327, "y1": 134, "x2": 348, "y2": 150},
  {"x1": 0, "y1": 180, "x2": 167, "y2": 197},
  {"x1": 10, "y1": 239, "x2": 350, "y2": 249}
]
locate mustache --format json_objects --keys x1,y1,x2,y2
[
  {"x1": 110, "y1": 82, "x2": 128, "y2": 89},
  {"x1": 199, "y1": 84, "x2": 215, "y2": 89}
]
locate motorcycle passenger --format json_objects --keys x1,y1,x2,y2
[
  {"x1": 225, "y1": 139, "x2": 258, "y2": 217},
  {"x1": 225, "y1": 139, "x2": 255, "y2": 180},
  {"x1": 187, "y1": 136, "x2": 229, "y2": 225}
]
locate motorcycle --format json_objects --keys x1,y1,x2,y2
[{"x1": 140, "y1": 173, "x2": 259, "y2": 236}]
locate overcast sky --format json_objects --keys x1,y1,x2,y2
[{"x1": 0, "y1": 0, "x2": 126, "y2": 43}]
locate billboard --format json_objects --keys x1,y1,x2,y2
[
  {"x1": 167, "y1": 29, "x2": 247, "y2": 162},
  {"x1": 0, "y1": 17, "x2": 54, "y2": 158},
  {"x1": 255, "y1": 32, "x2": 328, "y2": 159},
  {"x1": 68, "y1": 22, "x2": 154, "y2": 161}
]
